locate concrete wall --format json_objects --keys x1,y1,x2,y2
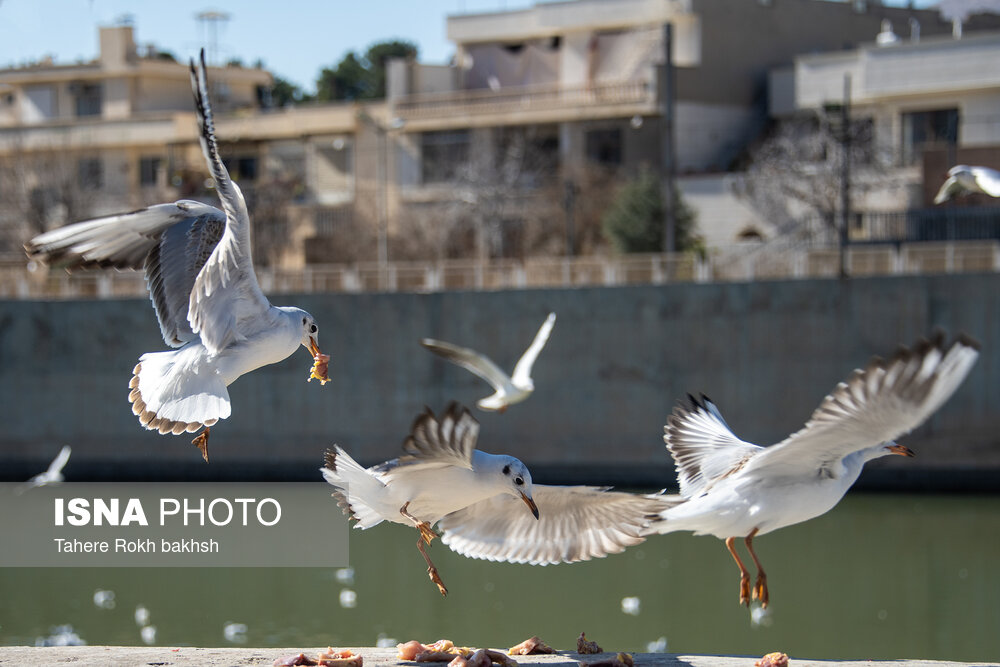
[{"x1": 1, "y1": 274, "x2": 998, "y2": 483}]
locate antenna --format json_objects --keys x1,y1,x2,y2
[{"x1": 196, "y1": 10, "x2": 230, "y2": 66}]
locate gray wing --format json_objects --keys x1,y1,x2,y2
[
  {"x1": 438, "y1": 485, "x2": 674, "y2": 565},
  {"x1": 420, "y1": 338, "x2": 511, "y2": 390},
  {"x1": 373, "y1": 403, "x2": 477, "y2": 476},
  {"x1": 971, "y1": 166, "x2": 1000, "y2": 197},
  {"x1": 741, "y1": 333, "x2": 979, "y2": 480},
  {"x1": 25, "y1": 201, "x2": 227, "y2": 348},
  {"x1": 511, "y1": 312, "x2": 556, "y2": 386},
  {"x1": 663, "y1": 394, "x2": 763, "y2": 498},
  {"x1": 186, "y1": 50, "x2": 269, "y2": 354}
]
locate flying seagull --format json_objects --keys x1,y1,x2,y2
[
  {"x1": 647, "y1": 332, "x2": 979, "y2": 608},
  {"x1": 24, "y1": 51, "x2": 327, "y2": 462},
  {"x1": 934, "y1": 165, "x2": 1000, "y2": 204},
  {"x1": 321, "y1": 402, "x2": 667, "y2": 595},
  {"x1": 19, "y1": 445, "x2": 72, "y2": 492},
  {"x1": 420, "y1": 312, "x2": 556, "y2": 412}
]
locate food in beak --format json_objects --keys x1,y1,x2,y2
[{"x1": 307, "y1": 338, "x2": 330, "y2": 385}]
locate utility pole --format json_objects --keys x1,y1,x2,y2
[
  {"x1": 660, "y1": 22, "x2": 677, "y2": 253},
  {"x1": 563, "y1": 179, "x2": 577, "y2": 256},
  {"x1": 839, "y1": 74, "x2": 851, "y2": 279}
]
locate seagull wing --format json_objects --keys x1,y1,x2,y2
[
  {"x1": 186, "y1": 50, "x2": 270, "y2": 355},
  {"x1": 374, "y1": 403, "x2": 478, "y2": 476},
  {"x1": 420, "y1": 338, "x2": 511, "y2": 391},
  {"x1": 25, "y1": 201, "x2": 228, "y2": 348},
  {"x1": 741, "y1": 333, "x2": 979, "y2": 480},
  {"x1": 971, "y1": 166, "x2": 1000, "y2": 197},
  {"x1": 663, "y1": 394, "x2": 763, "y2": 498},
  {"x1": 438, "y1": 485, "x2": 674, "y2": 565},
  {"x1": 511, "y1": 312, "x2": 556, "y2": 387},
  {"x1": 933, "y1": 175, "x2": 964, "y2": 204},
  {"x1": 46, "y1": 445, "x2": 72, "y2": 476}
]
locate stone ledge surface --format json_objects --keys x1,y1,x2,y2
[{"x1": 0, "y1": 647, "x2": 991, "y2": 667}]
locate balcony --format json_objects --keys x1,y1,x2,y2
[{"x1": 393, "y1": 80, "x2": 656, "y2": 130}]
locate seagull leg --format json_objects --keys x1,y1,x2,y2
[
  {"x1": 745, "y1": 528, "x2": 769, "y2": 608},
  {"x1": 399, "y1": 502, "x2": 437, "y2": 545},
  {"x1": 725, "y1": 536, "x2": 752, "y2": 607},
  {"x1": 191, "y1": 427, "x2": 211, "y2": 463},
  {"x1": 416, "y1": 534, "x2": 448, "y2": 596}
]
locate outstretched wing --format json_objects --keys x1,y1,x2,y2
[
  {"x1": 25, "y1": 201, "x2": 227, "y2": 348},
  {"x1": 663, "y1": 394, "x2": 763, "y2": 498},
  {"x1": 439, "y1": 485, "x2": 674, "y2": 565},
  {"x1": 186, "y1": 50, "x2": 269, "y2": 354},
  {"x1": 742, "y1": 333, "x2": 979, "y2": 480},
  {"x1": 420, "y1": 338, "x2": 511, "y2": 391},
  {"x1": 933, "y1": 175, "x2": 964, "y2": 204},
  {"x1": 511, "y1": 312, "x2": 556, "y2": 387},
  {"x1": 46, "y1": 445, "x2": 72, "y2": 477},
  {"x1": 373, "y1": 403, "x2": 478, "y2": 476}
]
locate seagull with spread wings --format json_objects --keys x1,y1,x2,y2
[
  {"x1": 20, "y1": 445, "x2": 72, "y2": 492},
  {"x1": 321, "y1": 402, "x2": 669, "y2": 596},
  {"x1": 420, "y1": 312, "x2": 556, "y2": 412},
  {"x1": 647, "y1": 333, "x2": 979, "y2": 608},
  {"x1": 934, "y1": 165, "x2": 1000, "y2": 203},
  {"x1": 24, "y1": 51, "x2": 327, "y2": 462}
]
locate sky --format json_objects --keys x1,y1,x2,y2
[{"x1": 1, "y1": 0, "x2": 939, "y2": 94}]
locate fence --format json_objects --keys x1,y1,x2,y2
[{"x1": 3, "y1": 240, "x2": 998, "y2": 300}]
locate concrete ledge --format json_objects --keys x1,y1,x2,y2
[{"x1": 0, "y1": 647, "x2": 980, "y2": 667}]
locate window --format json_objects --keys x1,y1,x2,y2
[
  {"x1": 74, "y1": 83, "x2": 102, "y2": 117},
  {"x1": 222, "y1": 156, "x2": 258, "y2": 181},
  {"x1": 900, "y1": 108, "x2": 958, "y2": 165},
  {"x1": 139, "y1": 157, "x2": 162, "y2": 187},
  {"x1": 421, "y1": 130, "x2": 470, "y2": 184},
  {"x1": 77, "y1": 157, "x2": 103, "y2": 190},
  {"x1": 585, "y1": 128, "x2": 623, "y2": 166}
]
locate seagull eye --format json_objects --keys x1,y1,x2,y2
[
  {"x1": 302, "y1": 317, "x2": 307, "y2": 325},
  {"x1": 310, "y1": 324, "x2": 317, "y2": 333},
  {"x1": 515, "y1": 477, "x2": 524, "y2": 486},
  {"x1": 502, "y1": 465, "x2": 510, "y2": 475}
]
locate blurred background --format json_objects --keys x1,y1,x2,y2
[{"x1": 1, "y1": 0, "x2": 998, "y2": 660}]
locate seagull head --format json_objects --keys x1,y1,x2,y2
[
  {"x1": 281, "y1": 307, "x2": 322, "y2": 356},
  {"x1": 498, "y1": 456, "x2": 539, "y2": 519}
]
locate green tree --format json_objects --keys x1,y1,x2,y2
[
  {"x1": 270, "y1": 75, "x2": 310, "y2": 107},
  {"x1": 602, "y1": 170, "x2": 701, "y2": 254},
  {"x1": 315, "y1": 40, "x2": 417, "y2": 101}
]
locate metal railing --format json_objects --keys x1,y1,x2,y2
[{"x1": 3, "y1": 240, "x2": 998, "y2": 300}]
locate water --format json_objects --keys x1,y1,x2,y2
[{"x1": 1, "y1": 493, "x2": 998, "y2": 661}]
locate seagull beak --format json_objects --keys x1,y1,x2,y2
[
  {"x1": 308, "y1": 337, "x2": 321, "y2": 357},
  {"x1": 519, "y1": 491, "x2": 540, "y2": 520},
  {"x1": 887, "y1": 443, "x2": 915, "y2": 457}
]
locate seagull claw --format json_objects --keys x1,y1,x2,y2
[
  {"x1": 428, "y1": 566, "x2": 448, "y2": 596},
  {"x1": 739, "y1": 574, "x2": 752, "y2": 607},
  {"x1": 417, "y1": 522, "x2": 437, "y2": 545},
  {"x1": 753, "y1": 574, "x2": 769, "y2": 608},
  {"x1": 191, "y1": 428, "x2": 211, "y2": 463}
]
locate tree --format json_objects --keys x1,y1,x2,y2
[
  {"x1": 601, "y1": 169, "x2": 700, "y2": 254},
  {"x1": 270, "y1": 75, "x2": 310, "y2": 107},
  {"x1": 315, "y1": 40, "x2": 417, "y2": 101},
  {"x1": 736, "y1": 110, "x2": 905, "y2": 244}
]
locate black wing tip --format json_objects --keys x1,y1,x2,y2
[
  {"x1": 323, "y1": 447, "x2": 338, "y2": 471},
  {"x1": 955, "y1": 331, "x2": 981, "y2": 352}
]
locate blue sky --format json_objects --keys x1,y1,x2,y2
[{"x1": 1, "y1": 0, "x2": 937, "y2": 94}]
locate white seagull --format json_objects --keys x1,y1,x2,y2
[
  {"x1": 321, "y1": 402, "x2": 667, "y2": 595},
  {"x1": 934, "y1": 165, "x2": 1000, "y2": 204},
  {"x1": 420, "y1": 312, "x2": 556, "y2": 412},
  {"x1": 24, "y1": 51, "x2": 326, "y2": 462},
  {"x1": 21, "y1": 445, "x2": 72, "y2": 491},
  {"x1": 646, "y1": 333, "x2": 979, "y2": 608}
]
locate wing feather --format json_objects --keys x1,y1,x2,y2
[
  {"x1": 374, "y1": 403, "x2": 477, "y2": 476},
  {"x1": 511, "y1": 312, "x2": 556, "y2": 386},
  {"x1": 439, "y1": 485, "x2": 675, "y2": 565},
  {"x1": 420, "y1": 338, "x2": 511, "y2": 390},
  {"x1": 186, "y1": 50, "x2": 269, "y2": 354},
  {"x1": 741, "y1": 333, "x2": 979, "y2": 479}
]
